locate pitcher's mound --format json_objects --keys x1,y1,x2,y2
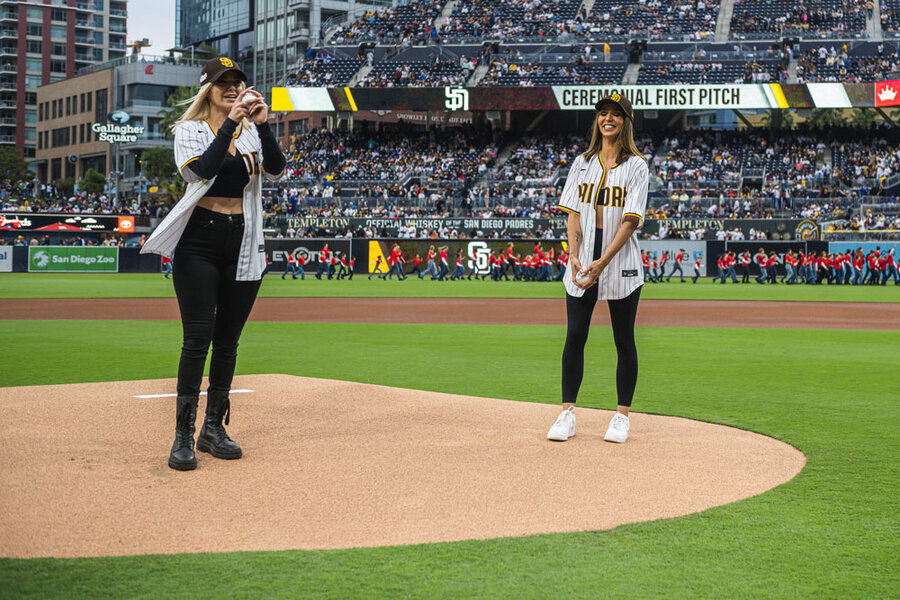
[{"x1": 0, "y1": 375, "x2": 804, "y2": 558}]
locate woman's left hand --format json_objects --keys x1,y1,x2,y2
[
  {"x1": 577, "y1": 258, "x2": 608, "y2": 289},
  {"x1": 247, "y1": 92, "x2": 268, "y2": 124}
]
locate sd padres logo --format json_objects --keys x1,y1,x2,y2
[
  {"x1": 445, "y1": 87, "x2": 469, "y2": 111},
  {"x1": 219, "y1": 57, "x2": 235, "y2": 67},
  {"x1": 610, "y1": 93, "x2": 621, "y2": 102}
]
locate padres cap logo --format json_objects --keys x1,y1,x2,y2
[
  {"x1": 611, "y1": 93, "x2": 621, "y2": 101},
  {"x1": 219, "y1": 57, "x2": 234, "y2": 67}
]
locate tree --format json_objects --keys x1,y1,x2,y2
[
  {"x1": 57, "y1": 177, "x2": 75, "y2": 197},
  {"x1": 141, "y1": 146, "x2": 177, "y2": 184},
  {"x1": 158, "y1": 83, "x2": 198, "y2": 140},
  {"x1": 78, "y1": 168, "x2": 106, "y2": 195},
  {"x1": 158, "y1": 178, "x2": 185, "y2": 206},
  {"x1": 848, "y1": 108, "x2": 878, "y2": 130},
  {"x1": 760, "y1": 109, "x2": 794, "y2": 130},
  {"x1": 805, "y1": 108, "x2": 845, "y2": 130},
  {"x1": 0, "y1": 147, "x2": 30, "y2": 183}
]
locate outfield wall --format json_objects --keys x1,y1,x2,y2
[{"x1": 0, "y1": 239, "x2": 882, "y2": 276}]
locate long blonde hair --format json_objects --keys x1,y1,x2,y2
[
  {"x1": 172, "y1": 81, "x2": 252, "y2": 132},
  {"x1": 581, "y1": 108, "x2": 646, "y2": 165}
]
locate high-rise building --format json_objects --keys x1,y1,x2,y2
[
  {"x1": 0, "y1": 0, "x2": 128, "y2": 159},
  {"x1": 175, "y1": 0, "x2": 387, "y2": 100},
  {"x1": 176, "y1": 0, "x2": 255, "y2": 79}
]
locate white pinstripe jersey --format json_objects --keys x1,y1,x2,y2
[
  {"x1": 557, "y1": 153, "x2": 649, "y2": 300},
  {"x1": 140, "y1": 119, "x2": 284, "y2": 281}
]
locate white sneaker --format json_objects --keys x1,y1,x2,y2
[
  {"x1": 547, "y1": 407, "x2": 576, "y2": 441},
  {"x1": 604, "y1": 412, "x2": 630, "y2": 443}
]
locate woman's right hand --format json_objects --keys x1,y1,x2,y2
[
  {"x1": 570, "y1": 256, "x2": 584, "y2": 280},
  {"x1": 227, "y1": 88, "x2": 253, "y2": 123}
]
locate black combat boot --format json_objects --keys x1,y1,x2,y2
[
  {"x1": 196, "y1": 390, "x2": 242, "y2": 459},
  {"x1": 168, "y1": 395, "x2": 198, "y2": 471}
]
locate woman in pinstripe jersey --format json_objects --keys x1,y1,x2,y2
[
  {"x1": 142, "y1": 58, "x2": 285, "y2": 471},
  {"x1": 547, "y1": 93, "x2": 649, "y2": 445}
]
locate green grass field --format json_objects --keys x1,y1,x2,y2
[
  {"x1": 1, "y1": 272, "x2": 899, "y2": 302},
  {"x1": 1, "y1": 277, "x2": 898, "y2": 598}
]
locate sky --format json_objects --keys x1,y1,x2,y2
[{"x1": 127, "y1": 0, "x2": 177, "y2": 57}]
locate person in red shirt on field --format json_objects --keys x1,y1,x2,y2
[
  {"x1": 368, "y1": 255, "x2": 386, "y2": 279},
  {"x1": 162, "y1": 255, "x2": 173, "y2": 279},
  {"x1": 437, "y1": 246, "x2": 449, "y2": 280},
  {"x1": 450, "y1": 249, "x2": 466, "y2": 280},
  {"x1": 692, "y1": 254, "x2": 703, "y2": 283},
  {"x1": 421, "y1": 245, "x2": 439, "y2": 279},
  {"x1": 650, "y1": 255, "x2": 659, "y2": 283},
  {"x1": 739, "y1": 250, "x2": 751, "y2": 283},
  {"x1": 336, "y1": 253, "x2": 349, "y2": 279},
  {"x1": 555, "y1": 250, "x2": 567, "y2": 281},
  {"x1": 724, "y1": 251, "x2": 739, "y2": 283},
  {"x1": 407, "y1": 253, "x2": 424, "y2": 277},
  {"x1": 716, "y1": 254, "x2": 726, "y2": 283},
  {"x1": 659, "y1": 251, "x2": 669, "y2": 283},
  {"x1": 754, "y1": 248, "x2": 768, "y2": 284},
  {"x1": 641, "y1": 251, "x2": 651, "y2": 283},
  {"x1": 315, "y1": 244, "x2": 331, "y2": 279},
  {"x1": 386, "y1": 244, "x2": 406, "y2": 280},
  {"x1": 505, "y1": 242, "x2": 516, "y2": 279},
  {"x1": 346, "y1": 256, "x2": 355, "y2": 280},
  {"x1": 667, "y1": 249, "x2": 686, "y2": 282},
  {"x1": 885, "y1": 249, "x2": 898, "y2": 285}
]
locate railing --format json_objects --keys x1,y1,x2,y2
[
  {"x1": 0, "y1": 47, "x2": 15, "y2": 55},
  {"x1": 0, "y1": 134, "x2": 15, "y2": 143},
  {"x1": 0, "y1": 28, "x2": 16, "y2": 38},
  {"x1": 824, "y1": 230, "x2": 900, "y2": 241},
  {"x1": 76, "y1": 53, "x2": 206, "y2": 76},
  {"x1": 109, "y1": 9, "x2": 127, "y2": 18},
  {"x1": 0, "y1": 81, "x2": 15, "y2": 90},
  {"x1": 1, "y1": 10, "x2": 16, "y2": 20},
  {"x1": 128, "y1": 99, "x2": 164, "y2": 108},
  {"x1": 0, "y1": 117, "x2": 15, "y2": 125}
]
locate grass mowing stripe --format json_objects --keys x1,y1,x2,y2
[
  {"x1": 1, "y1": 320, "x2": 898, "y2": 598},
  {"x1": 1, "y1": 273, "x2": 899, "y2": 302}
]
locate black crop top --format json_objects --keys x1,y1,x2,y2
[{"x1": 206, "y1": 151, "x2": 249, "y2": 198}]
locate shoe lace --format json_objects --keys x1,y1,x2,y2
[{"x1": 611, "y1": 414, "x2": 628, "y2": 431}]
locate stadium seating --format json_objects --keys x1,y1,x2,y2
[
  {"x1": 589, "y1": 0, "x2": 719, "y2": 39},
  {"x1": 731, "y1": 0, "x2": 868, "y2": 39},
  {"x1": 328, "y1": 0, "x2": 444, "y2": 45},
  {"x1": 288, "y1": 57, "x2": 364, "y2": 87},
  {"x1": 636, "y1": 59, "x2": 785, "y2": 84},
  {"x1": 357, "y1": 57, "x2": 472, "y2": 87},
  {"x1": 440, "y1": 0, "x2": 584, "y2": 42}
]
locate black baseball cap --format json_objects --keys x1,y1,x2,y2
[
  {"x1": 199, "y1": 57, "x2": 247, "y2": 86},
  {"x1": 595, "y1": 92, "x2": 633, "y2": 120}
]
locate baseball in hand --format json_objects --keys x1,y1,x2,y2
[
  {"x1": 575, "y1": 270, "x2": 591, "y2": 285},
  {"x1": 242, "y1": 91, "x2": 260, "y2": 105}
]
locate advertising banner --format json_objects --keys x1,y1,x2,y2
[
  {"x1": 640, "y1": 241, "x2": 706, "y2": 279},
  {"x1": 273, "y1": 83, "x2": 878, "y2": 112},
  {"x1": 278, "y1": 216, "x2": 568, "y2": 237},
  {"x1": 264, "y1": 238, "x2": 353, "y2": 272},
  {"x1": 28, "y1": 246, "x2": 119, "y2": 272},
  {"x1": 640, "y1": 218, "x2": 818, "y2": 241},
  {"x1": 0, "y1": 213, "x2": 132, "y2": 232},
  {"x1": 367, "y1": 239, "x2": 567, "y2": 276},
  {"x1": 0, "y1": 245, "x2": 11, "y2": 273},
  {"x1": 828, "y1": 241, "x2": 900, "y2": 255}
]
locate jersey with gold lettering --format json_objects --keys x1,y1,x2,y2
[{"x1": 557, "y1": 152, "x2": 649, "y2": 300}]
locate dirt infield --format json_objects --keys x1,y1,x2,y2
[
  {"x1": 0, "y1": 375, "x2": 805, "y2": 559},
  {"x1": 2, "y1": 297, "x2": 898, "y2": 329}
]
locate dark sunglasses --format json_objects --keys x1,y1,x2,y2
[{"x1": 214, "y1": 80, "x2": 243, "y2": 89}]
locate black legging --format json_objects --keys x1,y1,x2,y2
[
  {"x1": 562, "y1": 228, "x2": 641, "y2": 407},
  {"x1": 173, "y1": 207, "x2": 262, "y2": 397}
]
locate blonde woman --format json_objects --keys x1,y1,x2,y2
[
  {"x1": 547, "y1": 93, "x2": 649, "y2": 444},
  {"x1": 141, "y1": 57, "x2": 285, "y2": 470}
]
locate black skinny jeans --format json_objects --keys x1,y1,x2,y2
[
  {"x1": 173, "y1": 207, "x2": 262, "y2": 397},
  {"x1": 562, "y1": 228, "x2": 641, "y2": 407}
]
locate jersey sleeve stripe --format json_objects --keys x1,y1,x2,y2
[
  {"x1": 557, "y1": 205, "x2": 580, "y2": 214},
  {"x1": 622, "y1": 212, "x2": 644, "y2": 226}
]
